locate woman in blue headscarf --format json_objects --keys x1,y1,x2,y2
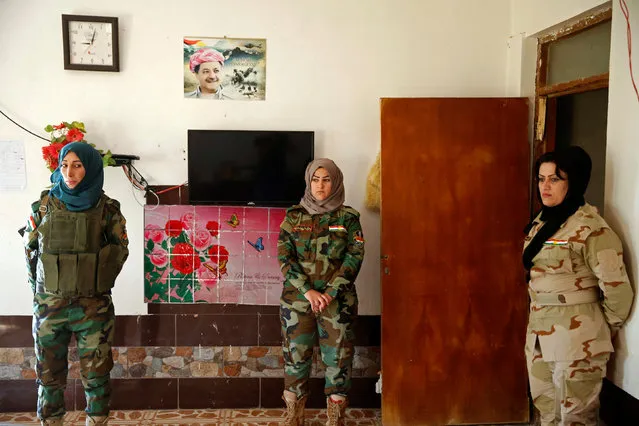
[{"x1": 20, "y1": 142, "x2": 129, "y2": 426}]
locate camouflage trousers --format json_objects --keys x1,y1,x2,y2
[
  {"x1": 33, "y1": 292, "x2": 115, "y2": 421},
  {"x1": 280, "y1": 285, "x2": 357, "y2": 398},
  {"x1": 526, "y1": 340, "x2": 609, "y2": 426}
]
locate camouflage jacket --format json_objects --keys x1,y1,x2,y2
[
  {"x1": 278, "y1": 205, "x2": 365, "y2": 299},
  {"x1": 523, "y1": 203, "x2": 634, "y2": 361},
  {"x1": 21, "y1": 190, "x2": 129, "y2": 294}
]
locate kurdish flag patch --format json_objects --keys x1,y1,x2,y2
[{"x1": 544, "y1": 239, "x2": 568, "y2": 245}]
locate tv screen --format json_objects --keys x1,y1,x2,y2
[{"x1": 188, "y1": 130, "x2": 314, "y2": 206}]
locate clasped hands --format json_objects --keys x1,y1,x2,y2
[{"x1": 303, "y1": 289, "x2": 333, "y2": 313}]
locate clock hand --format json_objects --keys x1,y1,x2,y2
[{"x1": 90, "y1": 29, "x2": 96, "y2": 45}]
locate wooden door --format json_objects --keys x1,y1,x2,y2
[{"x1": 381, "y1": 98, "x2": 530, "y2": 425}]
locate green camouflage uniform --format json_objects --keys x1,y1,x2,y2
[
  {"x1": 523, "y1": 204, "x2": 634, "y2": 426},
  {"x1": 278, "y1": 204, "x2": 364, "y2": 398},
  {"x1": 22, "y1": 191, "x2": 129, "y2": 421}
]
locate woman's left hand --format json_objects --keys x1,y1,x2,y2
[{"x1": 319, "y1": 293, "x2": 333, "y2": 310}]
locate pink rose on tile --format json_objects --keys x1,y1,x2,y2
[
  {"x1": 149, "y1": 247, "x2": 169, "y2": 268},
  {"x1": 144, "y1": 225, "x2": 165, "y2": 243},
  {"x1": 188, "y1": 225, "x2": 214, "y2": 252},
  {"x1": 197, "y1": 261, "x2": 219, "y2": 283},
  {"x1": 181, "y1": 212, "x2": 198, "y2": 230}
]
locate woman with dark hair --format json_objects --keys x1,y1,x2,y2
[
  {"x1": 278, "y1": 158, "x2": 365, "y2": 426},
  {"x1": 21, "y1": 142, "x2": 129, "y2": 426},
  {"x1": 523, "y1": 146, "x2": 634, "y2": 426}
]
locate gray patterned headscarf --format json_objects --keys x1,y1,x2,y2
[{"x1": 299, "y1": 158, "x2": 345, "y2": 214}]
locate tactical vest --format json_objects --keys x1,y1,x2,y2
[{"x1": 35, "y1": 195, "x2": 126, "y2": 297}]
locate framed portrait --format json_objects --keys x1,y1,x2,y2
[{"x1": 184, "y1": 37, "x2": 266, "y2": 101}]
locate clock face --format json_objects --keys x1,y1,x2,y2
[{"x1": 68, "y1": 21, "x2": 114, "y2": 66}]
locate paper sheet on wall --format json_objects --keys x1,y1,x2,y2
[{"x1": 0, "y1": 140, "x2": 27, "y2": 191}]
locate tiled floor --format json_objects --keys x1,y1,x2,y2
[{"x1": 0, "y1": 408, "x2": 381, "y2": 425}]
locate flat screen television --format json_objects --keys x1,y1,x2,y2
[{"x1": 188, "y1": 130, "x2": 314, "y2": 206}]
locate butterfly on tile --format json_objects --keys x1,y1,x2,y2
[
  {"x1": 248, "y1": 236, "x2": 265, "y2": 252},
  {"x1": 226, "y1": 213, "x2": 240, "y2": 228}
]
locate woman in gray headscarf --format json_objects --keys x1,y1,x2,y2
[{"x1": 278, "y1": 158, "x2": 365, "y2": 426}]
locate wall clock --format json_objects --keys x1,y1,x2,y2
[{"x1": 62, "y1": 14, "x2": 119, "y2": 72}]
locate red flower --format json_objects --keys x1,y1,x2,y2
[
  {"x1": 65, "y1": 128, "x2": 84, "y2": 142},
  {"x1": 171, "y1": 242, "x2": 201, "y2": 275},
  {"x1": 41, "y1": 141, "x2": 71, "y2": 172},
  {"x1": 208, "y1": 245, "x2": 229, "y2": 263},
  {"x1": 165, "y1": 220, "x2": 183, "y2": 237},
  {"x1": 53, "y1": 123, "x2": 66, "y2": 130},
  {"x1": 205, "y1": 221, "x2": 220, "y2": 237}
]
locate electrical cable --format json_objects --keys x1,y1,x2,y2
[
  {"x1": 620, "y1": 0, "x2": 639, "y2": 104},
  {"x1": 122, "y1": 164, "x2": 160, "y2": 208},
  {"x1": 156, "y1": 183, "x2": 186, "y2": 195},
  {"x1": 0, "y1": 108, "x2": 49, "y2": 141}
]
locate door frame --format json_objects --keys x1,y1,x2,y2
[{"x1": 532, "y1": 6, "x2": 611, "y2": 213}]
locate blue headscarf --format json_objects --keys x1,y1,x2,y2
[{"x1": 49, "y1": 142, "x2": 104, "y2": 211}]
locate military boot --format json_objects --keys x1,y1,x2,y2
[
  {"x1": 40, "y1": 418, "x2": 63, "y2": 426},
  {"x1": 282, "y1": 393, "x2": 307, "y2": 426},
  {"x1": 85, "y1": 415, "x2": 109, "y2": 425},
  {"x1": 326, "y1": 396, "x2": 348, "y2": 426}
]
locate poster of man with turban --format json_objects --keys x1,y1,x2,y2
[{"x1": 184, "y1": 37, "x2": 266, "y2": 101}]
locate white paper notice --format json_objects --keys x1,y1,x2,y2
[{"x1": 0, "y1": 140, "x2": 27, "y2": 191}]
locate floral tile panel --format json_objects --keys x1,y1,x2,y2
[{"x1": 144, "y1": 205, "x2": 287, "y2": 305}]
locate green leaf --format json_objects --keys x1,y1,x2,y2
[
  {"x1": 161, "y1": 240, "x2": 168, "y2": 250},
  {"x1": 144, "y1": 256, "x2": 154, "y2": 273},
  {"x1": 44, "y1": 125, "x2": 54, "y2": 132},
  {"x1": 71, "y1": 121, "x2": 86, "y2": 132},
  {"x1": 175, "y1": 279, "x2": 194, "y2": 302},
  {"x1": 102, "y1": 151, "x2": 113, "y2": 168},
  {"x1": 145, "y1": 281, "x2": 168, "y2": 302},
  {"x1": 149, "y1": 270, "x2": 162, "y2": 282},
  {"x1": 146, "y1": 239, "x2": 154, "y2": 251},
  {"x1": 144, "y1": 282, "x2": 156, "y2": 300},
  {"x1": 172, "y1": 233, "x2": 188, "y2": 245},
  {"x1": 54, "y1": 135, "x2": 66, "y2": 143}
]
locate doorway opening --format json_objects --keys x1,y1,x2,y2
[{"x1": 555, "y1": 88, "x2": 609, "y2": 211}]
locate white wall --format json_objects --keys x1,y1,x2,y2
[
  {"x1": 512, "y1": 0, "x2": 608, "y2": 36},
  {"x1": 0, "y1": 0, "x2": 511, "y2": 316},
  {"x1": 605, "y1": 0, "x2": 639, "y2": 399},
  {"x1": 509, "y1": 0, "x2": 639, "y2": 400}
]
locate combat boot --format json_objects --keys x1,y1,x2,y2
[
  {"x1": 85, "y1": 415, "x2": 109, "y2": 425},
  {"x1": 282, "y1": 393, "x2": 307, "y2": 426},
  {"x1": 41, "y1": 418, "x2": 63, "y2": 426},
  {"x1": 326, "y1": 396, "x2": 348, "y2": 426}
]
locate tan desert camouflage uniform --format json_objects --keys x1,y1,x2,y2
[{"x1": 523, "y1": 204, "x2": 634, "y2": 426}]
